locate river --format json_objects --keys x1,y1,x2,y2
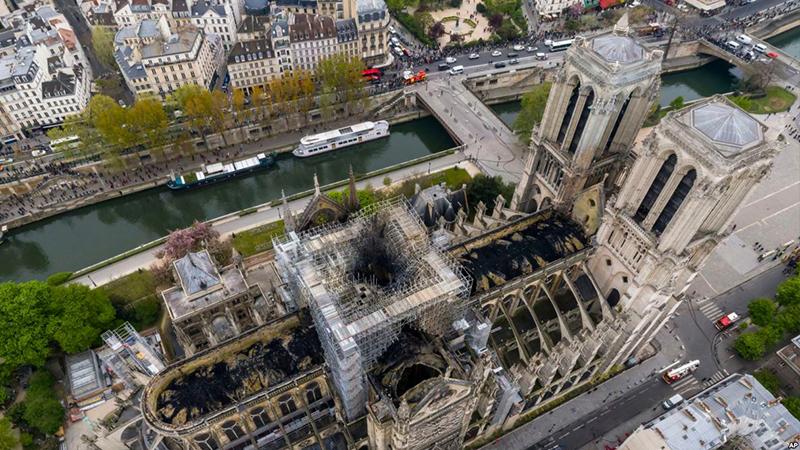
[
  {"x1": 4, "y1": 33, "x2": 800, "y2": 282},
  {"x1": 768, "y1": 27, "x2": 800, "y2": 59},
  {"x1": 0, "y1": 117, "x2": 454, "y2": 282}
]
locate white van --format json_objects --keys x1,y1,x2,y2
[
  {"x1": 754, "y1": 43, "x2": 767, "y2": 53},
  {"x1": 662, "y1": 394, "x2": 684, "y2": 410},
  {"x1": 535, "y1": 52, "x2": 548, "y2": 60},
  {"x1": 736, "y1": 34, "x2": 752, "y2": 45},
  {"x1": 449, "y1": 65, "x2": 464, "y2": 75},
  {"x1": 726, "y1": 41, "x2": 741, "y2": 51}
]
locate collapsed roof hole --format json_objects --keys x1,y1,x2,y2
[
  {"x1": 352, "y1": 214, "x2": 405, "y2": 287},
  {"x1": 396, "y1": 363, "x2": 440, "y2": 399}
]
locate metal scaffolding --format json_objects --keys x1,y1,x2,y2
[
  {"x1": 274, "y1": 198, "x2": 472, "y2": 419},
  {"x1": 101, "y1": 322, "x2": 166, "y2": 388}
]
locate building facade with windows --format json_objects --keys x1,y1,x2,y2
[{"x1": 114, "y1": 16, "x2": 224, "y2": 98}]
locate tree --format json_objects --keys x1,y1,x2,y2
[
  {"x1": 251, "y1": 85, "x2": 268, "y2": 121},
  {"x1": 156, "y1": 221, "x2": 221, "y2": 262},
  {"x1": 734, "y1": 332, "x2": 765, "y2": 360},
  {"x1": 48, "y1": 284, "x2": 116, "y2": 354},
  {"x1": 466, "y1": 174, "x2": 515, "y2": 213},
  {"x1": 489, "y1": 13, "x2": 504, "y2": 29},
  {"x1": 757, "y1": 324, "x2": 783, "y2": 347},
  {"x1": 315, "y1": 54, "x2": 367, "y2": 114},
  {"x1": 414, "y1": 11, "x2": 435, "y2": 32},
  {"x1": 753, "y1": 368, "x2": 780, "y2": 395},
  {"x1": 429, "y1": 21, "x2": 445, "y2": 39},
  {"x1": 783, "y1": 396, "x2": 800, "y2": 420},
  {"x1": 776, "y1": 275, "x2": 800, "y2": 307},
  {"x1": 171, "y1": 84, "x2": 215, "y2": 137},
  {"x1": 22, "y1": 371, "x2": 64, "y2": 436},
  {"x1": 0, "y1": 282, "x2": 54, "y2": 369},
  {"x1": 669, "y1": 96, "x2": 685, "y2": 110},
  {"x1": 91, "y1": 27, "x2": 117, "y2": 69},
  {"x1": 513, "y1": 82, "x2": 552, "y2": 143},
  {"x1": 748, "y1": 297, "x2": 778, "y2": 327},
  {"x1": 232, "y1": 89, "x2": 246, "y2": 124},
  {"x1": 128, "y1": 96, "x2": 169, "y2": 154},
  {"x1": 777, "y1": 303, "x2": 800, "y2": 334},
  {"x1": 0, "y1": 418, "x2": 17, "y2": 450},
  {"x1": 476, "y1": 2, "x2": 487, "y2": 13}
]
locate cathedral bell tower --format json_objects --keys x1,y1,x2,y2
[
  {"x1": 587, "y1": 96, "x2": 780, "y2": 367},
  {"x1": 512, "y1": 14, "x2": 663, "y2": 212}
]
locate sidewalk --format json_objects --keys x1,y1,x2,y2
[
  {"x1": 72, "y1": 153, "x2": 468, "y2": 287},
  {"x1": 481, "y1": 329, "x2": 683, "y2": 450}
]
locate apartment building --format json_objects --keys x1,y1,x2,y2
[
  {"x1": 288, "y1": 13, "x2": 337, "y2": 71},
  {"x1": 115, "y1": 16, "x2": 224, "y2": 98}
]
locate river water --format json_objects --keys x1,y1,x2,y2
[
  {"x1": 4, "y1": 30, "x2": 800, "y2": 282},
  {"x1": 0, "y1": 118, "x2": 454, "y2": 282}
]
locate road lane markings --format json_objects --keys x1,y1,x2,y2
[{"x1": 587, "y1": 416, "x2": 599, "y2": 423}]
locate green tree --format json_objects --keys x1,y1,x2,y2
[
  {"x1": 22, "y1": 371, "x2": 64, "y2": 436},
  {"x1": 513, "y1": 82, "x2": 552, "y2": 143},
  {"x1": 669, "y1": 96, "x2": 685, "y2": 110},
  {"x1": 753, "y1": 368, "x2": 780, "y2": 395},
  {"x1": 0, "y1": 417, "x2": 18, "y2": 450},
  {"x1": 87, "y1": 94, "x2": 133, "y2": 149},
  {"x1": 783, "y1": 396, "x2": 800, "y2": 420},
  {"x1": 776, "y1": 303, "x2": 800, "y2": 334},
  {"x1": 171, "y1": 84, "x2": 215, "y2": 138},
  {"x1": 127, "y1": 96, "x2": 169, "y2": 153},
  {"x1": 315, "y1": 54, "x2": 367, "y2": 114},
  {"x1": 91, "y1": 27, "x2": 117, "y2": 69},
  {"x1": 466, "y1": 174, "x2": 515, "y2": 213},
  {"x1": 748, "y1": 297, "x2": 778, "y2": 327},
  {"x1": 232, "y1": 88, "x2": 246, "y2": 124},
  {"x1": 757, "y1": 324, "x2": 783, "y2": 347},
  {"x1": 776, "y1": 275, "x2": 800, "y2": 307},
  {"x1": 49, "y1": 284, "x2": 116, "y2": 354},
  {"x1": 734, "y1": 332, "x2": 766, "y2": 360},
  {"x1": 0, "y1": 282, "x2": 54, "y2": 369}
]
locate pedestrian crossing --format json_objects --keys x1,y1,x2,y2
[
  {"x1": 695, "y1": 297, "x2": 723, "y2": 322},
  {"x1": 670, "y1": 375, "x2": 701, "y2": 395},
  {"x1": 703, "y1": 370, "x2": 730, "y2": 388}
]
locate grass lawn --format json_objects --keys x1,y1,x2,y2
[
  {"x1": 730, "y1": 86, "x2": 797, "y2": 114},
  {"x1": 232, "y1": 220, "x2": 285, "y2": 257},
  {"x1": 393, "y1": 167, "x2": 472, "y2": 198},
  {"x1": 100, "y1": 270, "x2": 162, "y2": 330}
]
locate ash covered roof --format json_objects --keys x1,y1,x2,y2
[
  {"x1": 449, "y1": 210, "x2": 587, "y2": 294},
  {"x1": 149, "y1": 314, "x2": 324, "y2": 426}
]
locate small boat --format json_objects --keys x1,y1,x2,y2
[
  {"x1": 293, "y1": 120, "x2": 390, "y2": 158},
  {"x1": 167, "y1": 152, "x2": 277, "y2": 190}
]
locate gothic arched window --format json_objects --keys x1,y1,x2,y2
[
  {"x1": 221, "y1": 420, "x2": 245, "y2": 442},
  {"x1": 278, "y1": 394, "x2": 297, "y2": 416},
  {"x1": 194, "y1": 433, "x2": 219, "y2": 450},
  {"x1": 634, "y1": 154, "x2": 677, "y2": 224},
  {"x1": 305, "y1": 382, "x2": 323, "y2": 404},
  {"x1": 652, "y1": 169, "x2": 696, "y2": 236},
  {"x1": 602, "y1": 93, "x2": 633, "y2": 155},
  {"x1": 567, "y1": 88, "x2": 595, "y2": 154},
  {"x1": 250, "y1": 407, "x2": 270, "y2": 429},
  {"x1": 556, "y1": 80, "x2": 581, "y2": 145}
]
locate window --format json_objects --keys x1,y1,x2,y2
[
  {"x1": 605, "y1": 259, "x2": 612, "y2": 266},
  {"x1": 305, "y1": 382, "x2": 323, "y2": 404},
  {"x1": 278, "y1": 394, "x2": 297, "y2": 415},
  {"x1": 221, "y1": 420, "x2": 245, "y2": 441},
  {"x1": 194, "y1": 433, "x2": 219, "y2": 450},
  {"x1": 634, "y1": 154, "x2": 677, "y2": 224}
]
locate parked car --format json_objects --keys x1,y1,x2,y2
[
  {"x1": 389, "y1": 25, "x2": 396, "y2": 34},
  {"x1": 754, "y1": 43, "x2": 767, "y2": 53},
  {"x1": 507, "y1": 52, "x2": 519, "y2": 58},
  {"x1": 535, "y1": 52, "x2": 548, "y2": 60},
  {"x1": 468, "y1": 52, "x2": 480, "y2": 59},
  {"x1": 32, "y1": 149, "x2": 47, "y2": 157},
  {"x1": 736, "y1": 34, "x2": 752, "y2": 45},
  {"x1": 509, "y1": 58, "x2": 519, "y2": 65},
  {"x1": 715, "y1": 312, "x2": 740, "y2": 331},
  {"x1": 491, "y1": 50, "x2": 502, "y2": 57},
  {"x1": 445, "y1": 56, "x2": 457, "y2": 64},
  {"x1": 526, "y1": 46, "x2": 537, "y2": 52},
  {"x1": 438, "y1": 63, "x2": 450, "y2": 71},
  {"x1": 494, "y1": 61, "x2": 506, "y2": 68},
  {"x1": 662, "y1": 394, "x2": 684, "y2": 410},
  {"x1": 512, "y1": 44, "x2": 525, "y2": 51}
]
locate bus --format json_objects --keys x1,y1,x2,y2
[
  {"x1": 49, "y1": 135, "x2": 80, "y2": 153},
  {"x1": 362, "y1": 68, "x2": 382, "y2": 79},
  {"x1": 547, "y1": 39, "x2": 574, "y2": 52}
]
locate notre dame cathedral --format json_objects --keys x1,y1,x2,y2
[{"x1": 127, "y1": 15, "x2": 782, "y2": 450}]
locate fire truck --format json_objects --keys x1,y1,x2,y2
[
  {"x1": 662, "y1": 360, "x2": 700, "y2": 384},
  {"x1": 715, "y1": 312, "x2": 740, "y2": 330},
  {"x1": 403, "y1": 70, "x2": 427, "y2": 85}
]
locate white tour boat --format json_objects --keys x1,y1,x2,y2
[{"x1": 293, "y1": 120, "x2": 390, "y2": 157}]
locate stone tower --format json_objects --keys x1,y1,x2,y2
[
  {"x1": 587, "y1": 96, "x2": 780, "y2": 367},
  {"x1": 512, "y1": 15, "x2": 663, "y2": 213}
]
